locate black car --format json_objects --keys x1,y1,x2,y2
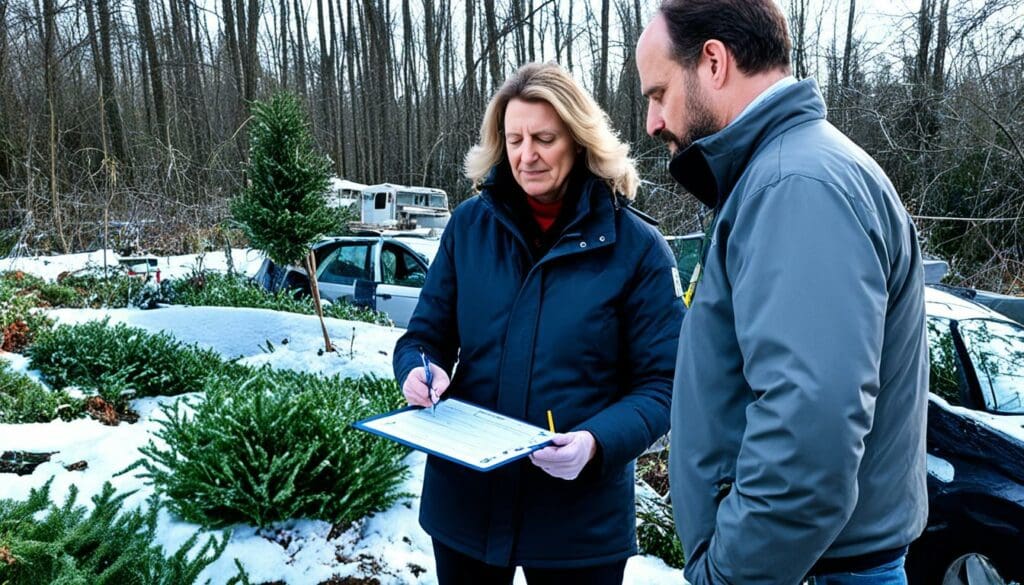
[{"x1": 906, "y1": 286, "x2": 1024, "y2": 583}]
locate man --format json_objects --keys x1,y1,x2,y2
[{"x1": 635, "y1": 1, "x2": 929, "y2": 583}]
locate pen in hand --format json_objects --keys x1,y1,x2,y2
[{"x1": 419, "y1": 347, "x2": 438, "y2": 414}]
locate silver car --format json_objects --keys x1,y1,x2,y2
[{"x1": 255, "y1": 235, "x2": 440, "y2": 328}]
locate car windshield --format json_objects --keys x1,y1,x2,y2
[{"x1": 958, "y1": 318, "x2": 1024, "y2": 414}]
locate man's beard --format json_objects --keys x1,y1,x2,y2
[{"x1": 660, "y1": 74, "x2": 720, "y2": 154}]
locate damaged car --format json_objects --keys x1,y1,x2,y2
[
  {"x1": 905, "y1": 285, "x2": 1024, "y2": 583},
  {"x1": 254, "y1": 234, "x2": 440, "y2": 328}
]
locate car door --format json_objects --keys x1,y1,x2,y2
[
  {"x1": 375, "y1": 240, "x2": 428, "y2": 328},
  {"x1": 315, "y1": 241, "x2": 375, "y2": 302}
]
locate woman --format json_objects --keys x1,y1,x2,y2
[{"x1": 393, "y1": 62, "x2": 684, "y2": 585}]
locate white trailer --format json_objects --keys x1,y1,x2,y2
[{"x1": 359, "y1": 183, "x2": 450, "y2": 229}]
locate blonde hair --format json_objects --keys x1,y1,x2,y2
[{"x1": 464, "y1": 62, "x2": 639, "y2": 199}]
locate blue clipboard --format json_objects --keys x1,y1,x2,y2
[{"x1": 353, "y1": 399, "x2": 554, "y2": 472}]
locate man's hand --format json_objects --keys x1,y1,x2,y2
[
  {"x1": 529, "y1": 431, "x2": 598, "y2": 480},
  {"x1": 402, "y1": 364, "x2": 450, "y2": 407}
]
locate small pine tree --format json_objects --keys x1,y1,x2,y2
[{"x1": 232, "y1": 93, "x2": 337, "y2": 352}]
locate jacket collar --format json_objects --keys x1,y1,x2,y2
[
  {"x1": 479, "y1": 162, "x2": 618, "y2": 256},
  {"x1": 668, "y1": 78, "x2": 827, "y2": 208}
]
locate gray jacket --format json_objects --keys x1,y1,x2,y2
[{"x1": 669, "y1": 79, "x2": 929, "y2": 584}]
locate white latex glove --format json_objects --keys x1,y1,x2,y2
[
  {"x1": 529, "y1": 431, "x2": 598, "y2": 480},
  {"x1": 402, "y1": 364, "x2": 450, "y2": 408}
]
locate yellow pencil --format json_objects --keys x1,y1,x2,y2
[{"x1": 546, "y1": 410, "x2": 555, "y2": 433}]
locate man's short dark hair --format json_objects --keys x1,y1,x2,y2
[{"x1": 660, "y1": 0, "x2": 792, "y2": 74}]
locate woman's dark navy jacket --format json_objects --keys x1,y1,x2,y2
[{"x1": 393, "y1": 165, "x2": 685, "y2": 568}]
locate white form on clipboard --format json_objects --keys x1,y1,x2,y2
[{"x1": 353, "y1": 399, "x2": 555, "y2": 472}]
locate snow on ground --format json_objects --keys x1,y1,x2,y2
[
  {"x1": 1, "y1": 254, "x2": 684, "y2": 584},
  {"x1": 3, "y1": 248, "x2": 267, "y2": 281}
]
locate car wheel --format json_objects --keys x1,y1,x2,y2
[
  {"x1": 908, "y1": 530, "x2": 1020, "y2": 585},
  {"x1": 941, "y1": 553, "x2": 1008, "y2": 584}
]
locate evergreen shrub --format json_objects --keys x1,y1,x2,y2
[
  {"x1": 27, "y1": 320, "x2": 244, "y2": 409},
  {"x1": 231, "y1": 92, "x2": 346, "y2": 352},
  {"x1": 58, "y1": 267, "x2": 155, "y2": 309},
  {"x1": 0, "y1": 480, "x2": 230, "y2": 584},
  {"x1": 636, "y1": 483, "x2": 686, "y2": 569},
  {"x1": 0, "y1": 361, "x2": 77, "y2": 423},
  {"x1": 136, "y1": 370, "x2": 408, "y2": 528}
]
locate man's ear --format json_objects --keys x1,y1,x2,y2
[{"x1": 700, "y1": 40, "x2": 730, "y2": 90}]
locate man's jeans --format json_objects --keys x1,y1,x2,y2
[{"x1": 808, "y1": 556, "x2": 908, "y2": 585}]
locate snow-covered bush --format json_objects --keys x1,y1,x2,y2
[
  {"x1": 637, "y1": 453, "x2": 685, "y2": 569},
  {"x1": 57, "y1": 267, "x2": 156, "y2": 309},
  {"x1": 135, "y1": 370, "x2": 408, "y2": 529},
  {"x1": 27, "y1": 320, "x2": 244, "y2": 409},
  {"x1": 167, "y1": 270, "x2": 319, "y2": 314},
  {"x1": 0, "y1": 361, "x2": 77, "y2": 423},
  {"x1": 0, "y1": 479, "x2": 231, "y2": 584}
]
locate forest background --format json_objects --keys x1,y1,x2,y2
[{"x1": 0, "y1": 0, "x2": 1021, "y2": 292}]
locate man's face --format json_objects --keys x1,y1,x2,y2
[{"x1": 636, "y1": 14, "x2": 721, "y2": 155}]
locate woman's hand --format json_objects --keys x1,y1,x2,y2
[
  {"x1": 402, "y1": 364, "x2": 451, "y2": 407},
  {"x1": 529, "y1": 431, "x2": 598, "y2": 480}
]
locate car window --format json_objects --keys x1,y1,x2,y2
[
  {"x1": 958, "y1": 318, "x2": 1024, "y2": 414},
  {"x1": 926, "y1": 317, "x2": 963, "y2": 406},
  {"x1": 317, "y1": 243, "x2": 373, "y2": 285},
  {"x1": 380, "y1": 243, "x2": 427, "y2": 287},
  {"x1": 667, "y1": 237, "x2": 702, "y2": 282}
]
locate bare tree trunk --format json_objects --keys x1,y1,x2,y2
[
  {"x1": 346, "y1": 0, "x2": 362, "y2": 177},
  {"x1": 332, "y1": 0, "x2": 347, "y2": 174},
  {"x1": 511, "y1": 0, "x2": 525, "y2": 65},
  {"x1": 913, "y1": 0, "x2": 937, "y2": 143},
  {"x1": 293, "y1": 0, "x2": 307, "y2": 95},
  {"x1": 841, "y1": 0, "x2": 855, "y2": 89},
  {"x1": 424, "y1": 0, "x2": 440, "y2": 183},
  {"x1": 464, "y1": 0, "x2": 475, "y2": 101},
  {"x1": 528, "y1": 0, "x2": 535, "y2": 62},
  {"x1": 95, "y1": 0, "x2": 128, "y2": 165},
  {"x1": 402, "y1": 0, "x2": 416, "y2": 174},
  {"x1": 790, "y1": 0, "x2": 808, "y2": 78},
  {"x1": 598, "y1": 0, "x2": 609, "y2": 105},
  {"x1": 483, "y1": 0, "x2": 500, "y2": 90},
  {"x1": 136, "y1": 0, "x2": 168, "y2": 144},
  {"x1": 43, "y1": 0, "x2": 68, "y2": 252},
  {"x1": 280, "y1": 0, "x2": 288, "y2": 88},
  {"x1": 316, "y1": 0, "x2": 338, "y2": 170},
  {"x1": 222, "y1": 0, "x2": 245, "y2": 152},
  {"x1": 553, "y1": 0, "x2": 561, "y2": 63},
  {"x1": 931, "y1": 0, "x2": 949, "y2": 92},
  {"x1": 245, "y1": 0, "x2": 259, "y2": 103},
  {"x1": 916, "y1": 0, "x2": 933, "y2": 84},
  {"x1": 0, "y1": 0, "x2": 6, "y2": 83},
  {"x1": 0, "y1": 0, "x2": 8, "y2": 180},
  {"x1": 567, "y1": 0, "x2": 574, "y2": 72}
]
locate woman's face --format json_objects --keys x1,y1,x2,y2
[{"x1": 504, "y1": 98, "x2": 578, "y2": 203}]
